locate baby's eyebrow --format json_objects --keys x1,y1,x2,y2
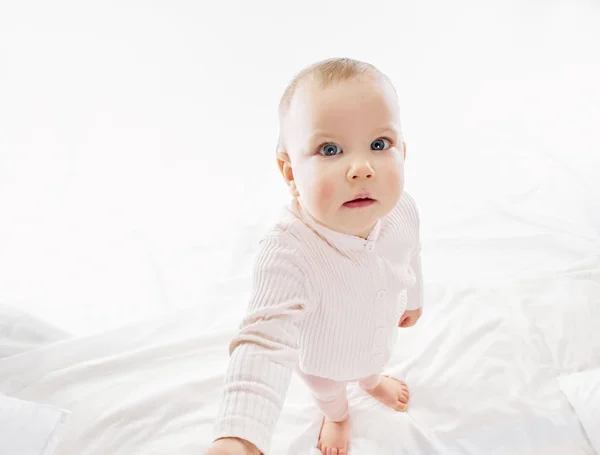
[
  {"x1": 309, "y1": 131, "x2": 334, "y2": 143},
  {"x1": 373, "y1": 124, "x2": 400, "y2": 136},
  {"x1": 308, "y1": 124, "x2": 400, "y2": 144}
]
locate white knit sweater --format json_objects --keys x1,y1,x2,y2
[{"x1": 213, "y1": 191, "x2": 423, "y2": 454}]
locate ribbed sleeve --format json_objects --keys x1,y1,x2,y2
[
  {"x1": 406, "y1": 245, "x2": 423, "y2": 310},
  {"x1": 405, "y1": 195, "x2": 423, "y2": 310},
  {"x1": 213, "y1": 236, "x2": 313, "y2": 455}
]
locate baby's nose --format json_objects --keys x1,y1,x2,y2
[
  {"x1": 348, "y1": 163, "x2": 374, "y2": 180},
  {"x1": 352, "y1": 171, "x2": 372, "y2": 179}
]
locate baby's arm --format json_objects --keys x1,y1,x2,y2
[
  {"x1": 405, "y1": 243, "x2": 423, "y2": 311},
  {"x1": 205, "y1": 437, "x2": 260, "y2": 455},
  {"x1": 208, "y1": 236, "x2": 314, "y2": 455},
  {"x1": 399, "y1": 229, "x2": 423, "y2": 327},
  {"x1": 399, "y1": 246, "x2": 423, "y2": 328},
  {"x1": 405, "y1": 196, "x2": 423, "y2": 312}
]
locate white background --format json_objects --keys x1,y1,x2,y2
[{"x1": 1, "y1": 0, "x2": 599, "y2": 335}]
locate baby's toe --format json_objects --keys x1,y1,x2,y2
[
  {"x1": 395, "y1": 398, "x2": 409, "y2": 411},
  {"x1": 398, "y1": 390, "x2": 409, "y2": 402}
]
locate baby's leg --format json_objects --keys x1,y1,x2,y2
[
  {"x1": 360, "y1": 373, "x2": 410, "y2": 412},
  {"x1": 298, "y1": 371, "x2": 350, "y2": 455}
]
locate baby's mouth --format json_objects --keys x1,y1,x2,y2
[{"x1": 343, "y1": 196, "x2": 376, "y2": 208}]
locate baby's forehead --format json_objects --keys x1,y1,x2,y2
[
  {"x1": 300, "y1": 72, "x2": 395, "y2": 103},
  {"x1": 288, "y1": 76, "x2": 399, "y2": 123},
  {"x1": 299, "y1": 72, "x2": 383, "y2": 97}
]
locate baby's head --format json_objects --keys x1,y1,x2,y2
[{"x1": 276, "y1": 57, "x2": 407, "y2": 239}]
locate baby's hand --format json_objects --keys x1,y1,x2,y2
[
  {"x1": 398, "y1": 307, "x2": 422, "y2": 328},
  {"x1": 204, "y1": 438, "x2": 261, "y2": 455}
]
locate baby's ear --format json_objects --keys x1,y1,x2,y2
[
  {"x1": 276, "y1": 152, "x2": 299, "y2": 198},
  {"x1": 276, "y1": 151, "x2": 294, "y2": 185}
]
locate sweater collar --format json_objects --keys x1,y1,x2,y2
[{"x1": 289, "y1": 199, "x2": 382, "y2": 252}]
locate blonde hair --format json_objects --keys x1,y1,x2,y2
[{"x1": 276, "y1": 57, "x2": 394, "y2": 157}]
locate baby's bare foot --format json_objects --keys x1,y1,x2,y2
[
  {"x1": 317, "y1": 415, "x2": 349, "y2": 455},
  {"x1": 365, "y1": 376, "x2": 410, "y2": 411}
]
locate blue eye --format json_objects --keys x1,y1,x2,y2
[
  {"x1": 371, "y1": 138, "x2": 391, "y2": 151},
  {"x1": 319, "y1": 144, "x2": 342, "y2": 156}
]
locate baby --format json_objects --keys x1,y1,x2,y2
[{"x1": 205, "y1": 57, "x2": 423, "y2": 455}]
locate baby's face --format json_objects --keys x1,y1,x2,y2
[{"x1": 281, "y1": 75, "x2": 406, "y2": 238}]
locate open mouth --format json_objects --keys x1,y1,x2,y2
[{"x1": 343, "y1": 196, "x2": 376, "y2": 208}]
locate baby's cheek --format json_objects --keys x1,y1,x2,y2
[
  {"x1": 316, "y1": 180, "x2": 335, "y2": 210},
  {"x1": 383, "y1": 166, "x2": 404, "y2": 198}
]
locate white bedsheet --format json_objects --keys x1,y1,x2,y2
[
  {"x1": 559, "y1": 368, "x2": 600, "y2": 453},
  {"x1": 0, "y1": 394, "x2": 70, "y2": 455},
  {"x1": 0, "y1": 253, "x2": 598, "y2": 454},
  {"x1": 0, "y1": 304, "x2": 70, "y2": 360}
]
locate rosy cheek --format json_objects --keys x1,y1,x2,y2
[{"x1": 316, "y1": 181, "x2": 335, "y2": 208}]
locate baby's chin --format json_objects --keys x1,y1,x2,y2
[
  {"x1": 337, "y1": 204, "x2": 397, "y2": 235},
  {"x1": 335, "y1": 217, "x2": 380, "y2": 238},
  {"x1": 306, "y1": 203, "x2": 386, "y2": 237}
]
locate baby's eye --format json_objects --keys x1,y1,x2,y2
[
  {"x1": 371, "y1": 138, "x2": 391, "y2": 151},
  {"x1": 319, "y1": 144, "x2": 342, "y2": 156}
]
